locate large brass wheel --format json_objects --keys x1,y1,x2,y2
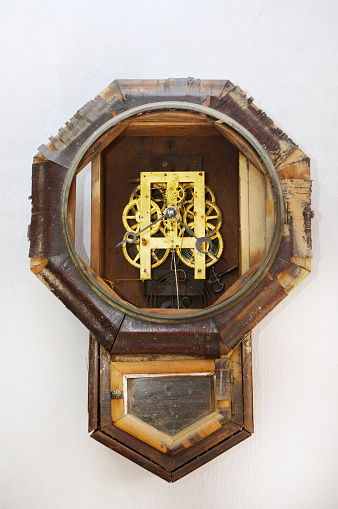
[{"x1": 122, "y1": 199, "x2": 162, "y2": 234}]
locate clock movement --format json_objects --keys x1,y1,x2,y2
[{"x1": 29, "y1": 78, "x2": 312, "y2": 481}]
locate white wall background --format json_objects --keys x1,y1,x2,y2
[{"x1": 1, "y1": 1, "x2": 337, "y2": 507}]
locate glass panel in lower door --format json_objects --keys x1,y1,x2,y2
[{"x1": 127, "y1": 375, "x2": 214, "y2": 435}]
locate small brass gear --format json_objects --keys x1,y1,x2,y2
[
  {"x1": 165, "y1": 185, "x2": 185, "y2": 206},
  {"x1": 161, "y1": 215, "x2": 185, "y2": 238},
  {"x1": 122, "y1": 199, "x2": 162, "y2": 234},
  {"x1": 176, "y1": 228, "x2": 223, "y2": 269}
]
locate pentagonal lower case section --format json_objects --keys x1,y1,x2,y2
[{"x1": 126, "y1": 374, "x2": 214, "y2": 435}]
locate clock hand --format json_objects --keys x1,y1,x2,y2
[
  {"x1": 113, "y1": 213, "x2": 166, "y2": 249},
  {"x1": 176, "y1": 217, "x2": 220, "y2": 260},
  {"x1": 114, "y1": 206, "x2": 220, "y2": 262},
  {"x1": 176, "y1": 217, "x2": 198, "y2": 239},
  {"x1": 113, "y1": 206, "x2": 178, "y2": 250}
]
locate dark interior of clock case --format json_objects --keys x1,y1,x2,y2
[{"x1": 100, "y1": 122, "x2": 240, "y2": 310}]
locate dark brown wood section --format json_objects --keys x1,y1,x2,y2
[
  {"x1": 214, "y1": 265, "x2": 288, "y2": 351},
  {"x1": 171, "y1": 430, "x2": 251, "y2": 482},
  {"x1": 88, "y1": 335, "x2": 254, "y2": 481},
  {"x1": 104, "y1": 424, "x2": 172, "y2": 470},
  {"x1": 112, "y1": 316, "x2": 221, "y2": 358},
  {"x1": 91, "y1": 430, "x2": 172, "y2": 482},
  {"x1": 170, "y1": 419, "x2": 241, "y2": 470},
  {"x1": 29, "y1": 161, "x2": 68, "y2": 258},
  {"x1": 36, "y1": 253, "x2": 124, "y2": 351},
  {"x1": 100, "y1": 344, "x2": 112, "y2": 427},
  {"x1": 229, "y1": 344, "x2": 244, "y2": 427},
  {"x1": 215, "y1": 254, "x2": 311, "y2": 352},
  {"x1": 88, "y1": 335, "x2": 99, "y2": 432}
]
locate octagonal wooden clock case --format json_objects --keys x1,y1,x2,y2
[{"x1": 29, "y1": 78, "x2": 313, "y2": 482}]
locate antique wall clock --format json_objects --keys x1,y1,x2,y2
[{"x1": 29, "y1": 78, "x2": 313, "y2": 482}]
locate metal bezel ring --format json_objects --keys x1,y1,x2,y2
[{"x1": 60, "y1": 101, "x2": 284, "y2": 324}]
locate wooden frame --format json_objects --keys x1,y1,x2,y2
[
  {"x1": 89, "y1": 334, "x2": 253, "y2": 482},
  {"x1": 29, "y1": 78, "x2": 312, "y2": 352},
  {"x1": 29, "y1": 77, "x2": 312, "y2": 480}
]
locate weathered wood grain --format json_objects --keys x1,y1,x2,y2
[
  {"x1": 214, "y1": 121, "x2": 266, "y2": 174},
  {"x1": 35, "y1": 253, "x2": 124, "y2": 351},
  {"x1": 115, "y1": 411, "x2": 233, "y2": 457},
  {"x1": 103, "y1": 424, "x2": 172, "y2": 470},
  {"x1": 112, "y1": 359, "x2": 214, "y2": 374},
  {"x1": 38, "y1": 83, "x2": 126, "y2": 167},
  {"x1": 29, "y1": 161, "x2": 68, "y2": 258},
  {"x1": 30, "y1": 257, "x2": 48, "y2": 275},
  {"x1": 280, "y1": 179, "x2": 313, "y2": 260},
  {"x1": 68, "y1": 177, "x2": 76, "y2": 245},
  {"x1": 214, "y1": 268, "x2": 288, "y2": 352},
  {"x1": 170, "y1": 419, "x2": 241, "y2": 470},
  {"x1": 121, "y1": 112, "x2": 219, "y2": 137},
  {"x1": 91, "y1": 430, "x2": 172, "y2": 481},
  {"x1": 210, "y1": 83, "x2": 297, "y2": 166},
  {"x1": 230, "y1": 345, "x2": 244, "y2": 427},
  {"x1": 92, "y1": 426, "x2": 251, "y2": 482},
  {"x1": 88, "y1": 335, "x2": 99, "y2": 432},
  {"x1": 248, "y1": 163, "x2": 266, "y2": 266},
  {"x1": 91, "y1": 152, "x2": 105, "y2": 276},
  {"x1": 100, "y1": 344, "x2": 112, "y2": 427},
  {"x1": 239, "y1": 154, "x2": 250, "y2": 274},
  {"x1": 214, "y1": 255, "x2": 310, "y2": 352},
  {"x1": 276, "y1": 148, "x2": 310, "y2": 180},
  {"x1": 242, "y1": 334, "x2": 254, "y2": 433},
  {"x1": 171, "y1": 430, "x2": 251, "y2": 482},
  {"x1": 116, "y1": 78, "x2": 227, "y2": 110},
  {"x1": 111, "y1": 315, "x2": 221, "y2": 358},
  {"x1": 77, "y1": 120, "x2": 131, "y2": 173}
]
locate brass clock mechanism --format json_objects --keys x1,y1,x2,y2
[{"x1": 119, "y1": 171, "x2": 223, "y2": 280}]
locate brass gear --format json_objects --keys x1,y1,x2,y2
[
  {"x1": 130, "y1": 184, "x2": 167, "y2": 211},
  {"x1": 161, "y1": 215, "x2": 185, "y2": 238},
  {"x1": 122, "y1": 199, "x2": 162, "y2": 234},
  {"x1": 183, "y1": 200, "x2": 222, "y2": 236},
  {"x1": 122, "y1": 235, "x2": 170, "y2": 268},
  {"x1": 183, "y1": 184, "x2": 216, "y2": 205},
  {"x1": 175, "y1": 228, "x2": 223, "y2": 269},
  {"x1": 165, "y1": 185, "x2": 185, "y2": 206}
]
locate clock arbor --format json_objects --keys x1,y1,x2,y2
[{"x1": 29, "y1": 78, "x2": 312, "y2": 481}]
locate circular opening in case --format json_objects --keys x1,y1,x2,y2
[{"x1": 61, "y1": 102, "x2": 284, "y2": 323}]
